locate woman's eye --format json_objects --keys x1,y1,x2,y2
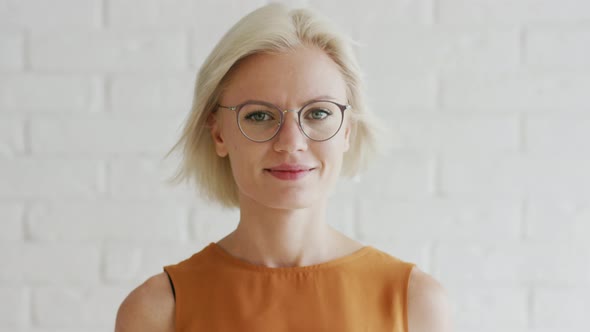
[
  {"x1": 307, "y1": 109, "x2": 331, "y2": 120},
  {"x1": 245, "y1": 111, "x2": 273, "y2": 121}
]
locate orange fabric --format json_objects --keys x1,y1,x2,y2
[{"x1": 163, "y1": 242, "x2": 415, "y2": 332}]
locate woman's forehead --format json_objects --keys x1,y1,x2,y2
[{"x1": 221, "y1": 47, "x2": 347, "y2": 106}]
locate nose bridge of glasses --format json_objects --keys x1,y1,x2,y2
[
  {"x1": 276, "y1": 108, "x2": 305, "y2": 137},
  {"x1": 273, "y1": 108, "x2": 308, "y2": 149},
  {"x1": 282, "y1": 109, "x2": 299, "y2": 115},
  {"x1": 280, "y1": 109, "x2": 300, "y2": 124}
]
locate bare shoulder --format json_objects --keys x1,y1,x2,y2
[
  {"x1": 407, "y1": 266, "x2": 453, "y2": 332},
  {"x1": 115, "y1": 272, "x2": 175, "y2": 332}
]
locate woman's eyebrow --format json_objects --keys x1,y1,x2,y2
[
  {"x1": 241, "y1": 95, "x2": 341, "y2": 105},
  {"x1": 307, "y1": 95, "x2": 338, "y2": 102}
]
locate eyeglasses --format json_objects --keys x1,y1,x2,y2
[{"x1": 216, "y1": 100, "x2": 350, "y2": 142}]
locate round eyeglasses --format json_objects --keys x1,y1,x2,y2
[{"x1": 216, "y1": 100, "x2": 350, "y2": 142}]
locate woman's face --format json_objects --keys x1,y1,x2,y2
[{"x1": 210, "y1": 46, "x2": 351, "y2": 210}]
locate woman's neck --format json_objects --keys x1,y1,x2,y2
[{"x1": 215, "y1": 197, "x2": 360, "y2": 268}]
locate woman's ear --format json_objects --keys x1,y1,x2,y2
[
  {"x1": 342, "y1": 122, "x2": 352, "y2": 152},
  {"x1": 208, "y1": 113, "x2": 229, "y2": 157}
]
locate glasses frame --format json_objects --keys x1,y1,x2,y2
[{"x1": 216, "y1": 99, "x2": 351, "y2": 143}]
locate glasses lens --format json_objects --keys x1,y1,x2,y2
[
  {"x1": 300, "y1": 101, "x2": 343, "y2": 141},
  {"x1": 237, "y1": 103, "x2": 281, "y2": 141}
]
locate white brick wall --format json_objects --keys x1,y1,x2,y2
[
  {"x1": 0, "y1": 31, "x2": 24, "y2": 71},
  {"x1": 1, "y1": 0, "x2": 589, "y2": 331},
  {"x1": 0, "y1": 74, "x2": 102, "y2": 112}
]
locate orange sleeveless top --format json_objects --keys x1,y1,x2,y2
[{"x1": 163, "y1": 242, "x2": 415, "y2": 332}]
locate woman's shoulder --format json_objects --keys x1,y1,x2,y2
[
  {"x1": 407, "y1": 267, "x2": 453, "y2": 332},
  {"x1": 115, "y1": 272, "x2": 175, "y2": 332}
]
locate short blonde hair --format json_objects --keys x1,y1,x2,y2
[{"x1": 165, "y1": 3, "x2": 384, "y2": 208}]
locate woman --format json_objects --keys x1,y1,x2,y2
[{"x1": 115, "y1": 3, "x2": 452, "y2": 332}]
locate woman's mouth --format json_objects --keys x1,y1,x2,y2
[{"x1": 264, "y1": 167, "x2": 315, "y2": 181}]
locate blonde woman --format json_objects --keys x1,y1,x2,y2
[{"x1": 116, "y1": 3, "x2": 452, "y2": 332}]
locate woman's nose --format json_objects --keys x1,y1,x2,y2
[{"x1": 272, "y1": 111, "x2": 308, "y2": 153}]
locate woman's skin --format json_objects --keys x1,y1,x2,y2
[
  {"x1": 115, "y1": 46, "x2": 453, "y2": 332},
  {"x1": 211, "y1": 46, "x2": 362, "y2": 267}
]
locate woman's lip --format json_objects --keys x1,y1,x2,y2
[
  {"x1": 264, "y1": 168, "x2": 315, "y2": 180},
  {"x1": 265, "y1": 163, "x2": 315, "y2": 171}
]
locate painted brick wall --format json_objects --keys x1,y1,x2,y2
[{"x1": 1, "y1": 0, "x2": 589, "y2": 331}]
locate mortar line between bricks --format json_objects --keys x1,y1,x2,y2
[
  {"x1": 353, "y1": 189, "x2": 367, "y2": 241},
  {"x1": 434, "y1": 74, "x2": 442, "y2": 111},
  {"x1": 519, "y1": 25, "x2": 527, "y2": 67},
  {"x1": 180, "y1": 206, "x2": 191, "y2": 243},
  {"x1": 352, "y1": 191, "x2": 361, "y2": 241},
  {"x1": 187, "y1": 206, "x2": 196, "y2": 241},
  {"x1": 98, "y1": 160, "x2": 110, "y2": 197},
  {"x1": 429, "y1": 240, "x2": 436, "y2": 277},
  {"x1": 22, "y1": 199, "x2": 35, "y2": 242},
  {"x1": 432, "y1": 153, "x2": 442, "y2": 198},
  {"x1": 23, "y1": 116, "x2": 32, "y2": 155},
  {"x1": 520, "y1": 198, "x2": 528, "y2": 241},
  {"x1": 99, "y1": 236, "x2": 108, "y2": 283},
  {"x1": 186, "y1": 29, "x2": 193, "y2": 70},
  {"x1": 519, "y1": 113, "x2": 527, "y2": 154},
  {"x1": 431, "y1": 0, "x2": 440, "y2": 25},
  {"x1": 100, "y1": 0, "x2": 109, "y2": 28},
  {"x1": 103, "y1": 75, "x2": 112, "y2": 113},
  {"x1": 24, "y1": 286, "x2": 33, "y2": 329},
  {"x1": 21, "y1": 200, "x2": 30, "y2": 242},
  {"x1": 30, "y1": 285, "x2": 40, "y2": 327},
  {"x1": 22, "y1": 28, "x2": 31, "y2": 71},
  {"x1": 527, "y1": 285, "x2": 534, "y2": 328}
]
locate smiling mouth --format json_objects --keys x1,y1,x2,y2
[
  {"x1": 263, "y1": 168, "x2": 316, "y2": 180},
  {"x1": 264, "y1": 168, "x2": 316, "y2": 172}
]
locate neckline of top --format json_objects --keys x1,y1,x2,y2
[{"x1": 207, "y1": 242, "x2": 373, "y2": 273}]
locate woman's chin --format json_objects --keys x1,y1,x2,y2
[{"x1": 240, "y1": 192, "x2": 320, "y2": 211}]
